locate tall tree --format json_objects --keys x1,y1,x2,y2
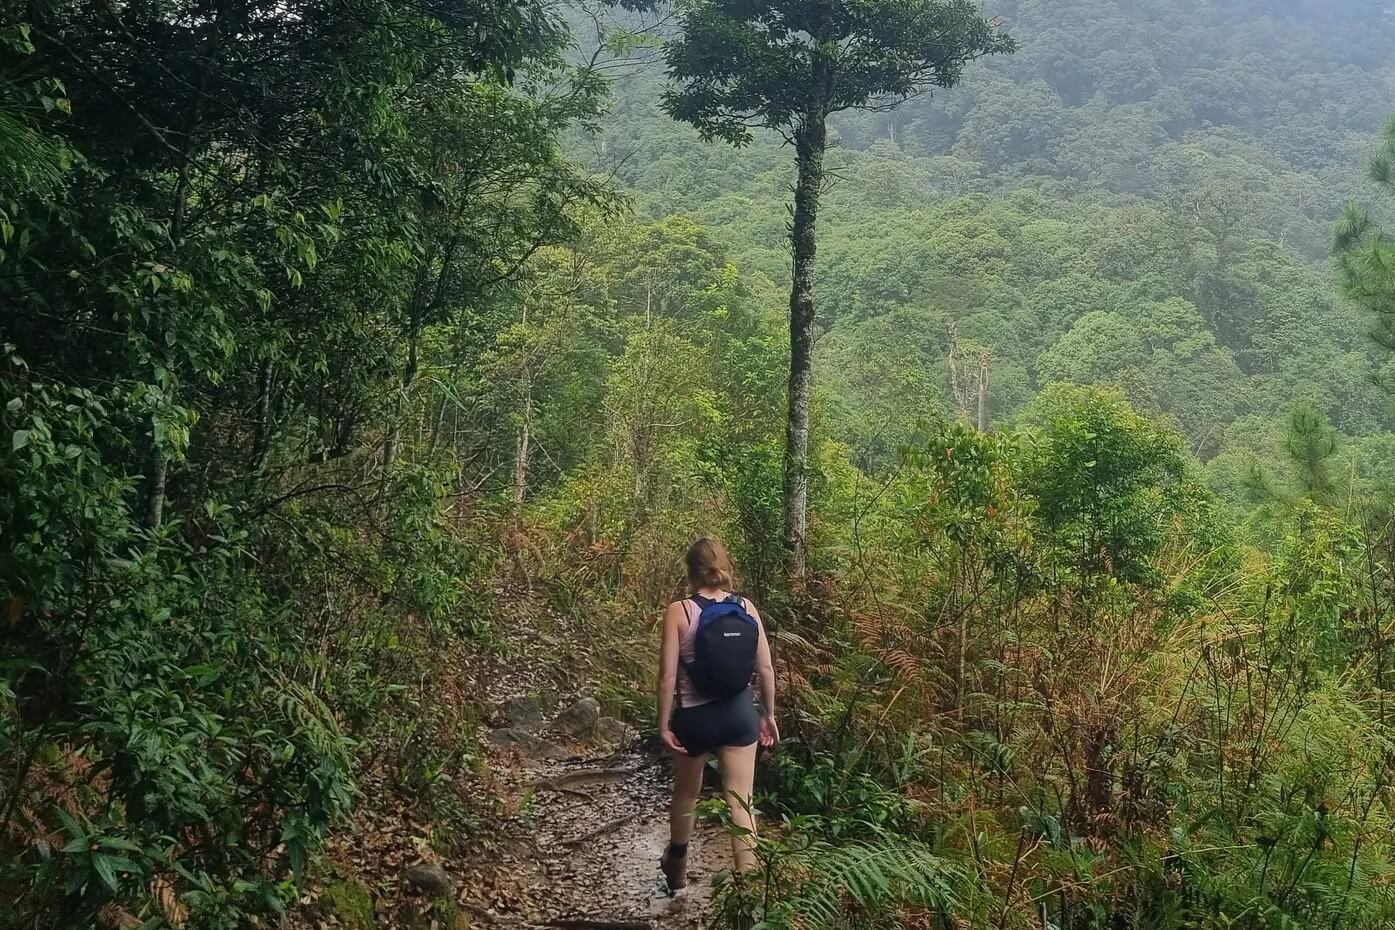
[
  {"x1": 662, "y1": 0, "x2": 1013, "y2": 577},
  {"x1": 1335, "y1": 117, "x2": 1395, "y2": 398}
]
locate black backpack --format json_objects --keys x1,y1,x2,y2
[{"x1": 683, "y1": 594, "x2": 759, "y2": 700}]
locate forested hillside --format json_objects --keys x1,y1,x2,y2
[
  {"x1": 4, "y1": 1, "x2": 1395, "y2": 929},
  {"x1": 580, "y1": 0, "x2": 1395, "y2": 505}
]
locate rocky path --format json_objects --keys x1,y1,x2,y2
[
  {"x1": 458, "y1": 736, "x2": 732, "y2": 930},
  {"x1": 291, "y1": 585, "x2": 733, "y2": 930},
  {"x1": 293, "y1": 696, "x2": 733, "y2": 930},
  {"x1": 452, "y1": 594, "x2": 735, "y2": 929}
]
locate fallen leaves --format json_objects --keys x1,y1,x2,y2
[{"x1": 152, "y1": 873, "x2": 188, "y2": 928}]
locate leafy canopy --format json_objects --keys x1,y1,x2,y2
[{"x1": 662, "y1": 0, "x2": 1015, "y2": 144}]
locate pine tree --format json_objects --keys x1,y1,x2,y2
[
  {"x1": 1335, "y1": 117, "x2": 1395, "y2": 395},
  {"x1": 1286, "y1": 403, "x2": 1341, "y2": 504}
]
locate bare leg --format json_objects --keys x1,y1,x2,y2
[
  {"x1": 670, "y1": 752, "x2": 707, "y2": 846},
  {"x1": 715, "y1": 742, "x2": 758, "y2": 871}
]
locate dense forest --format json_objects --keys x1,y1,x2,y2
[
  {"x1": 4, "y1": 0, "x2": 1395, "y2": 928},
  {"x1": 582, "y1": 0, "x2": 1395, "y2": 497}
]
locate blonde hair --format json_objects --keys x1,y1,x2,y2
[{"x1": 684, "y1": 536, "x2": 735, "y2": 590}]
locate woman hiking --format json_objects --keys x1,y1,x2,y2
[{"x1": 656, "y1": 536, "x2": 778, "y2": 893}]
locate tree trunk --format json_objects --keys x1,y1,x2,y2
[
  {"x1": 144, "y1": 2, "x2": 226, "y2": 529},
  {"x1": 784, "y1": 111, "x2": 826, "y2": 579},
  {"x1": 977, "y1": 351, "x2": 990, "y2": 432},
  {"x1": 427, "y1": 393, "x2": 448, "y2": 457},
  {"x1": 378, "y1": 329, "x2": 420, "y2": 508},
  {"x1": 379, "y1": 422, "x2": 402, "y2": 507},
  {"x1": 514, "y1": 388, "x2": 532, "y2": 510},
  {"x1": 251, "y1": 359, "x2": 275, "y2": 474},
  {"x1": 144, "y1": 446, "x2": 167, "y2": 529}
]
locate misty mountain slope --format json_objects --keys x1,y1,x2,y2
[{"x1": 576, "y1": 0, "x2": 1395, "y2": 494}]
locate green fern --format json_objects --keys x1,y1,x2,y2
[
  {"x1": 721, "y1": 835, "x2": 967, "y2": 930},
  {"x1": 791, "y1": 840, "x2": 961, "y2": 927}
]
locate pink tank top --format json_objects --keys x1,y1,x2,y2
[{"x1": 675, "y1": 594, "x2": 758, "y2": 709}]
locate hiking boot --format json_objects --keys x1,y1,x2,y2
[{"x1": 659, "y1": 848, "x2": 688, "y2": 894}]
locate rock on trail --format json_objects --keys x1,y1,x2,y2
[
  {"x1": 554, "y1": 697, "x2": 602, "y2": 737},
  {"x1": 486, "y1": 726, "x2": 567, "y2": 759},
  {"x1": 593, "y1": 716, "x2": 632, "y2": 746},
  {"x1": 402, "y1": 861, "x2": 454, "y2": 898},
  {"x1": 497, "y1": 696, "x2": 546, "y2": 731}
]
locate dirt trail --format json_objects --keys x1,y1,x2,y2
[
  {"x1": 295, "y1": 727, "x2": 733, "y2": 930},
  {"x1": 450, "y1": 587, "x2": 733, "y2": 929},
  {"x1": 459, "y1": 747, "x2": 731, "y2": 929},
  {"x1": 291, "y1": 586, "x2": 730, "y2": 930}
]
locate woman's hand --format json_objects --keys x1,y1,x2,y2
[
  {"x1": 758, "y1": 713, "x2": 780, "y2": 748},
  {"x1": 660, "y1": 727, "x2": 687, "y2": 755},
  {"x1": 657, "y1": 604, "x2": 685, "y2": 757}
]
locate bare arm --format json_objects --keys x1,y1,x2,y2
[
  {"x1": 748, "y1": 600, "x2": 777, "y2": 721},
  {"x1": 657, "y1": 601, "x2": 686, "y2": 753}
]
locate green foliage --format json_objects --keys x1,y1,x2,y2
[
  {"x1": 714, "y1": 817, "x2": 968, "y2": 930},
  {"x1": 7, "y1": 2, "x2": 1395, "y2": 930},
  {"x1": 663, "y1": 0, "x2": 1014, "y2": 146},
  {"x1": 585, "y1": 0, "x2": 1395, "y2": 499},
  {"x1": 1022, "y1": 384, "x2": 1190, "y2": 584},
  {"x1": 761, "y1": 749, "x2": 921, "y2": 839},
  {"x1": 1, "y1": 0, "x2": 603, "y2": 924},
  {"x1": 1336, "y1": 116, "x2": 1395, "y2": 376},
  {"x1": 713, "y1": 386, "x2": 1395, "y2": 929}
]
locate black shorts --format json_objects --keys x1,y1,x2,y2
[{"x1": 671, "y1": 688, "x2": 759, "y2": 757}]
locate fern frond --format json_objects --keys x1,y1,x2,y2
[
  {"x1": 783, "y1": 839, "x2": 965, "y2": 929},
  {"x1": 0, "y1": 109, "x2": 67, "y2": 192},
  {"x1": 774, "y1": 627, "x2": 818, "y2": 652}
]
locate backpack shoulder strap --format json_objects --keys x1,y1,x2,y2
[{"x1": 678, "y1": 598, "x2": 697, "y2": 633}]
